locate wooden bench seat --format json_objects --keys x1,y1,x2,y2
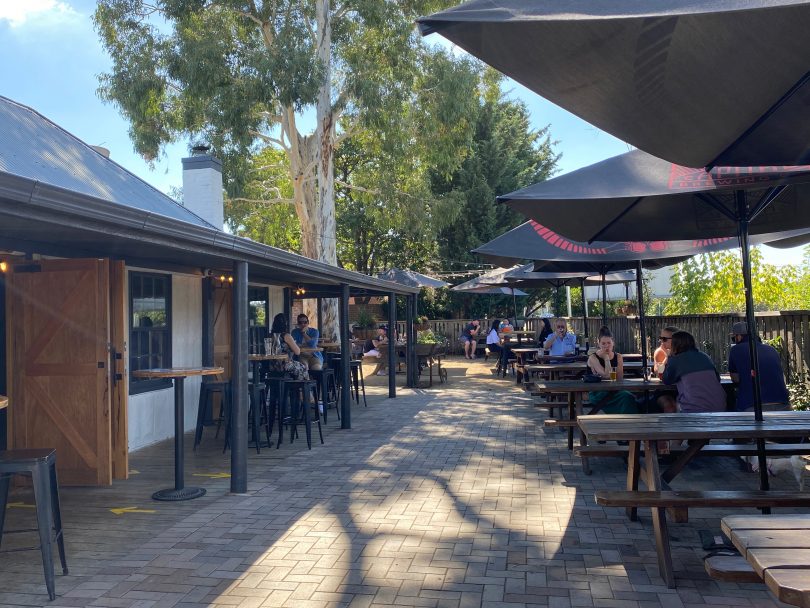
[
  {"x1": 544, "y1": 419, "x2": 578, "y2": 428},
  {"x1": 576, "y1": 443, "x2": 810, "y2": 458},
  {"x1": 704, "y1": 555, "x2": 761, "y2": 583},
  {"x1": 595, "y1": 490, "x2": 810, "y2": 509}
]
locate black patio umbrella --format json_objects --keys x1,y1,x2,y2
[
  {"x1": 451, "y1": 268, "x2": 528, "y2": 320},
  {"x1": 501, "y1": 149, "x2": 810, "y2": 494},
  {"x1": 377, "y1": 268, "x2": 449, "y2": 289},
  {"x1": 490, "y1": 266, "x2": 637, "y2": 344},
  {"x1": 418, "y1": 0, "x2": 810, "y2": 168}
]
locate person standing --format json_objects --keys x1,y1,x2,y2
[
  {"x1": 291, "y1": 314, "x2": 323, "y2": 371},
  {"x1": 543, "y1": 318, "x2": 577, "y2": 356},
  {"x1": 728, "y1": 321, "x2": 790, "y2": 412},
  {"x1": 460, "y1": 319, "x2": 481, "y2": 359}
]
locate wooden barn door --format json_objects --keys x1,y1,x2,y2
[{"x1": 7, "y1": 259, "x2": 112, "y2": 486}]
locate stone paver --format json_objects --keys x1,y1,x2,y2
[{"x1": 0, "y1": 357, "x2": 801, "y2": 607}]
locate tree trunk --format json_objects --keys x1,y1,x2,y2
[{"x1": 314, "y1": 0, "x2": 339, "y2": 340}]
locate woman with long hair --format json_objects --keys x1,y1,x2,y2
[
  {"x1": 586, "y1": 326, "x2": 638, "y2": 414},
  {"x1": 268, "y1": 313, "x2": 309, "y2": 380}
]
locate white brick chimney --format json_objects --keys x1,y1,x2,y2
[{"x1": 181, "y1": 152, "x2": 224, "y2": 229}]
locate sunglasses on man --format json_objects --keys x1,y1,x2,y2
[
  {"x1": 298, "y1": 319, "x2": 309, "y2": 326},
  {"x1": 658, "y1": 336, "x2": 671, "y2": 342}
]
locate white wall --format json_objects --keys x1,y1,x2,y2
[{"x1": 128, "y1": 273, "x2": 203, "y2": 452}]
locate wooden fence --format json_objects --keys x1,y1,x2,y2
[{"x1": 403, "y1": 311, "x2": 810, "y2": 382}]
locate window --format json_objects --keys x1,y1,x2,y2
[
  {"x1": 248, "y1": 286, "x2": 269, "y2": 354},
  {"x1": 129, "y1": 272, "x2": 172, "y2": 394}
]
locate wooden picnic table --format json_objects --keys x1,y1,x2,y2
[
  {"x1": 499, "y1": 330, "x2": 535, "y2": 345},
  {"x1": 722, "y1": 514, "x2": 810, "y2": 608},
  {"x1": 526, "y1": 360, "x2": 644, "y2": 381},
  {"x1": 532, "y1": 375, "x2": 667, "y2": 455},
  {"x1": 578, "y1": 411, "x2": 810, "y2": 588}
]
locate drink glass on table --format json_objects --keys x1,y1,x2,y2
[{"x1": 609, "y1": 370, "x2": 617, "y2": 381}]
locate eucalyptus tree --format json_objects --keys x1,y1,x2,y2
[{"x1": 93, "y1": 0, "x2": 468, "y2": 334}]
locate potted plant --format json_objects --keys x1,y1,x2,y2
[
  {"x1": 415, "y1": 315, "x2": 430, "y2": 331},
  {"x1": 353, "y1": 308, "x2": 377, "y2": 340}
]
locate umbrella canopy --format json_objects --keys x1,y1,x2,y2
[
  {"x1": 377, "y1": 268, "x2": 449, "y2": 289},
  {"x1": 450, "y1": 268, "x2": 529, "y2": 295},
  {"x1": 418, "y1": 0, "x2": 810, "y2": 168},
  {"x1": 499, "y1": 150, "x2": 810, "y2": 242},
  {"x1": 475, "y1": 218, "x2": 810, "y2": 272},
  {"x1": 492, "y1": 265, "x2": 637, "y2": 289}
]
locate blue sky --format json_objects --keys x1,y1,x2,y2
[{"x1": 0, "y1": 0, "x2": 803, "y2": 266}]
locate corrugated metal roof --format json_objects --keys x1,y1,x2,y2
[{"x1": 0, "y1": 96, "x2": 214, "y2": 229}]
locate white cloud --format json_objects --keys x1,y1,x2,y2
[{"x1": 0, "y1": 0, "x2": 79, "y2": 28}]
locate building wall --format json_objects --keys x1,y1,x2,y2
[{"x1": 128, "y1": 272, "x2": 203, "y2": 452}]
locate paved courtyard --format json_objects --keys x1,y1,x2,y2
[{"x1": 0, "y1": 357, "x2": 803, "y2": 607}]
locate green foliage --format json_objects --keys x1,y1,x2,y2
[
  {"x1": 666, "y1": 247, "x2": 809, "y2": 314},
  {"x1": 224, "y1": 147, "x2": 300, "y2": 250},
  {"x1": 354, "y1": 308, "x2": 376, "y2": 329},
  {"x1": 416, "y1": 329, "x2": 441, "y2": 344}
]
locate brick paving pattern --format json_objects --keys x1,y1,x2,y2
[{"x1": 0, "y1": 357, "x2": 802, "y2": 607}]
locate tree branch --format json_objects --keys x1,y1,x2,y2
[{"x1": 229, "y1": 196, "x2": 295, "y2": 206}]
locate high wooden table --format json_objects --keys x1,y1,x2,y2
[
  {"x1": 578, "y1": 411, "x2": 810, "y2": 588},
  {"x1": 722, "y1": 514, "x2": 810, "y2": 608},
  {"x1": 132, "y1": 366, "x2": 223, "y2": 501}
]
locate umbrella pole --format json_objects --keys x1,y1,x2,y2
[
  {"x1": 601, "y1": 272, "x2": 608, "y2": 326},
  {"x1": 580, "y1": 278, "x2": 589, "y2": 344},
  {"x1": 736, "y1": 191, "x2": 769, "y2": 495},
  {"x1": 512, "y1": 288, "x2": 518, "y2": 324},
  {"x1": 636, "y1": 260, "x2": 648, "y2": 379}
]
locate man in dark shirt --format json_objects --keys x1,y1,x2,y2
[{"x1": 728, "y1": 321, "x2": 790, "y2": 412}]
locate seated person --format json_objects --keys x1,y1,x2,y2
[
  {"x1": 653, "y1": 325, "x2": 679, "y2": 412},
  {"x1": 587, "y1": 327, "x2": 638, "y2": 414},
  {"x1": 728, "y1": 321, "x2": 790, "y2": 412},
  {"x1": 459, "y1": 319, "x2": 481, "y2": 359},
  {"x1": 535, "y1": 317, "x2": 553, "y2": 345},
  {"x1": 364, "y1": 324, "x2": 390, "y2": 376},
  {"x1": 544, "y1": 318, "x2": 577, "y2": 356},
  {"x1": 499, "y1": 318, "x2": 514, "y2": 332},
  {"x1": 486, "y1": 318, "x2": 504, "y2": 367},
  {"x1": 662, "y1": 330, "x2": 725, "y2": 413},
  {"x1": 291, "y1": 314, "x2": 323, "y2": 371},
  {"x1": 268, "y1": 313, "x2": 308, "y2": 380}
]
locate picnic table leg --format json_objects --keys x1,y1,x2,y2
[
  {"x1": 578, "y1": 392, "x2": 590, "y2": 475},
  {"x1": 567, "y1": 391, "x2": 575, "y2": 451},
  {"x1": 661, "y1": 439, "x2": 708, "y2": 484},
  {"x1": 626, "y1": 440, "x2": 641, "y2": 521},
  {"x1": 643, "y1": 439, "x2": 676, "y2": 589}
]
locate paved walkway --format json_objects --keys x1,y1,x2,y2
[{"x1": 0, "y1": 358, "x2": 802, "y2": 607}]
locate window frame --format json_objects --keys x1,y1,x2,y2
[{"x1": 129, "y1": 271, "x2": 173, "y2": 395}]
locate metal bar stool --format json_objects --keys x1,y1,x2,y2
[
  {"x1": 194, "y1": 379, "x2": 231, "y2": 450},
  {"x1": 0, "y1": 449, "x2": 67, "y2": 601},
  {"x1": 309, "y1": 368, "x2": 338, "y2": 424},
  {"x1": 278, "y1": 379, "x2": 324, "y2": 449}
]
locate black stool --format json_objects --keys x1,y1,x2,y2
[
  {"x1": 309, "y1": 368, "x2": 338, "y2": 424},
  {"x1": 0, "y1": 449, "x2": 67, "y2": 601},
  {"x1": 278, "y1": 379, "x2": 323, "y2": 449},
  {"x1": 349, "y1": 360, "x2": 367, "y2": 407},
  {"x1": 194, "y1": 380, "x2": 231, "y2": 450}
]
